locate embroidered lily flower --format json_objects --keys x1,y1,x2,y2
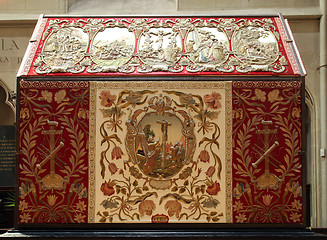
[
  {"x1": 111, "y1": 146, "x2": 124, "y2": 160},
  {"x1": 139, "y1": 200, "x2": 156, "y2": 217},
  {"x1": 108, "y1": 162, "x2": 118, "y2": 175},
  {"x1": 262, "y1": 194, "x2": 273, "y2": 207},
  {"x1": 205, "y1": 166, "x2": 215, "y2": 177},
  {"x1": 165, "y1": 200, "x2": 182, "y2": 218},
  {"x1": 198, "y1": 150, "x2": 210, "y2": 163}
]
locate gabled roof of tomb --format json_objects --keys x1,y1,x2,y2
[{"x1": 18, "y1": 14, "x2": 306, "y2": 77}]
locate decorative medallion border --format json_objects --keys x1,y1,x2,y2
[{"x1": 24, "y1": 17, "x2": 301, "y2": 76}]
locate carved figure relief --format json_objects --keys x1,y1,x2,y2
[
  {"x1": 37, "y1": 26, "x2": 88, "y2": 73},
  {"x1": 231, "y1": 26, "x2": 280, "y2": 72},
  {"x1": 138, "y1": 28, "x2": 183, "y2": 71},
  {"x1": 32, "y1": 18, "x2": 294, "y2": 75},
  {"x1": 90, "y1": 28, "x2": 135, "y2": 69},
  {"x1": 186, "y1": 27, "x2": 229, "y2": 66}
]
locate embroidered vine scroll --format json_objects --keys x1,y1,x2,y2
[
  {"x1": 232, "y1": 81, "x2": 303, "y2": 224},
  {"x1": 18, "y1": 81, "x2": 90, "y2": 223},
  {"x1": 89, "y1": 81, "x2": 233, "y2": 223}
]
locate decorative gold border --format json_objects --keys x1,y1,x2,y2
[
  {"x1": 20, "y1": 80, "x2": 90, "y2": 89},
  {"x1": 232, "y1": 80, "x2": 301, "y2": 88},
  {"x1": 275, "y1": 17, "x2": 300, "y2": 75},
  {"x1": 95, "y1": 81, "x2": 228, "y2": 90},
  {"x1": 19, "y1": 17, "x2": 47, "y2": 76},
  {"x1": 225, "y1": 81, "x2": 233, "y2": 223},
  {"x1": 88, "y1": 80, "x2": 233, "y2": 223},
  {"x1": 88, "y1": 81, "x2": 97, "y2": 223}
]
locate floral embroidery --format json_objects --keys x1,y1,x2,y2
[
  {"x1": 20, "y1": 213, "x2": 31, "y2": 223},
  {"x1": 204, "y1": 92, "x2": 222, "y2": 109},
  {"x1": 205, "y1": 166, "x2": 215, "y2": 177},
  {"x1": 262, "y1": 194, "x2": 273, "y2": 207},
  {"x1": 99, "y1": 90, "x2": 116, "y2": 107},
  {"x1": 290, "y1": 212, "x2": 301, "y2": 223},
  {"x1": 47, "y1": 195, "x2": 58, "y2": 206},
  {"x1": 139, "y1": 200, "x2": 156, "y2": 217},
  {"x1": 235, "y1": 213, "x2": 247, "y2": 223},
  {"x1": 19, "y1": 200, "x2": 29, "y2": 211},
  {"x1": 198, "y1": 150, "x2": 210, "y2": 163},
  {"x1": 252, "y1": 89, "x2": 266, "y2": 102},
  {"x1": 268, "y1": 89, "x2": 282, "y2": 103},
  {"x1": 41, "y1": 90, "x2": 53, "y2": 103},
  {"x1": 54, "y1": 89, "x2": 69, "y2": 103},
  {"x1": 76, "y1": 200, "x2": 87, "y2": 212},
  {"x1": 108, "y1": 162, "x2": 118, "y2": 175},
  {"x1": 101, "y1": 181, "x2": 115, "y2": 196},
  {"x1": 111, "y1": 146, "x2": 124, "y2": 160},
  {"x1": 74, "y1": 213, "x2": 86, "y2": 223},
  {"x1": 165, "y1": 200, "x2": 182, "y2": 218},
  {"x1": 206, "y1": 180, "x2": 221, "y2": 195}
]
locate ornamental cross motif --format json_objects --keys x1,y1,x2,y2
[
  {"x1": 252, "y1": 120, "x2": 281, "y2": 190},
  {"x1": 37, "y1": 120, "x2": 65, "y2": 191}
]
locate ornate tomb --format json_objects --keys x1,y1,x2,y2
[{"x1": 15, "y1": 14, "x2": 306, "y2": 228}]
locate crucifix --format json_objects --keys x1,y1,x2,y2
[
  {"x1": 37, "y1": 120, "x2": 65, "y2": 190},
  {"x1": 157, "y1": 120, "x2": 171, "y2": 169},
  {"x1": 252, "y1": 120, "x2": 280, "y2": 190}
]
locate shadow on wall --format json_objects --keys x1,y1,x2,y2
[{"x1": 0, "y1": 82, "x2": 15, "y2": 126}]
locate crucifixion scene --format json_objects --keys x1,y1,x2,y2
[{"x1": 136, "y1": 113, "x2": 186, "y2": 178}]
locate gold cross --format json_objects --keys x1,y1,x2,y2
[
  {"x1": 157, "y1": 120, "x2": 171, "y2": 169},
  {"x1": 36, "y1": 120, "x2": 64, "y2": 177},
  {"x1": 252, "y1": 120, "x2": 278, "y2": 175}
]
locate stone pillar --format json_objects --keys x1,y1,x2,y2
[{"x1": 319, "y1": 0, "x2": 327, "y2": 228}]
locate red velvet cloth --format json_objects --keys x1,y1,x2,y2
[
  {"x1": 232, "y1": 81, "x2": 303, "y2": 223},
  {"x1": 18, "y1": 81, "x2": 89, "y2": 223}
]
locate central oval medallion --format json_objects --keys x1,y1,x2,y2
[{"x1": 136, "y1": 112, "x2": 186, "y2": 179}]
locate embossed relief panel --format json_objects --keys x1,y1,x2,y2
[
  {"x1": 89, "y1": 81, "x2": 233, "y2": 223},
  {"x1": 18, "y1": 81, "x2": 90, "y2": 224},
  {"x1": 232, "y1": 81, "x2": 303, "y2": 224},
  {"x1": 22, "y1": 17, "x2": 301, "y2": 76}
]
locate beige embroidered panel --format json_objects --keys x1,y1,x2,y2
[{"x1": 88, "y1": 81, "x2": 233, "y2": 223}]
